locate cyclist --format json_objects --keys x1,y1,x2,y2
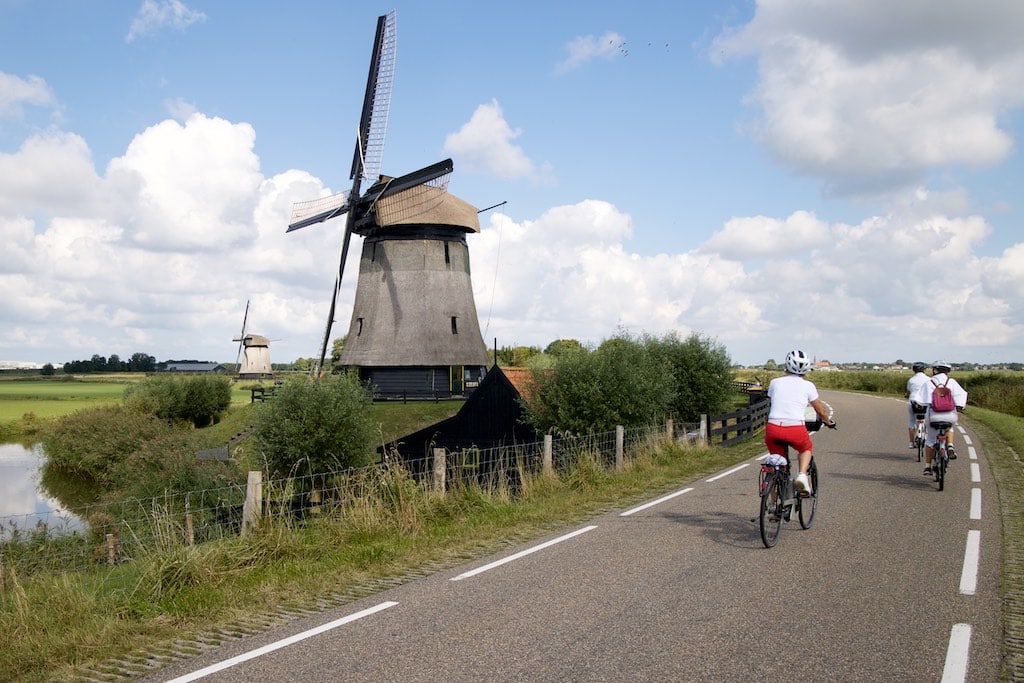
[
  {"x1": 911, "y1": 360, "x2": 968, "y2": 476},
  {"x1": 905, "y1": 361, "x2": 930, "y2": 449},
  {"x1": 765, "y1": 349, "x2": 836, "y2": 496}
]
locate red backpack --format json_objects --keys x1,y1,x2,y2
[{"x1": 930, "y1": 378, "x2": 956, "y2": 412}]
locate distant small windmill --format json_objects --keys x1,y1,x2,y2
[
  {"x1": 233, "y1": 300, "x2": 273, "y2": 379},
  {"x1": 287, "y1": 10, "x2": 488, "y2": 397}
]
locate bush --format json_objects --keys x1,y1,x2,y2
[
  {"x1": 252, "y1": 375, "x2": 377, "y2": 478},
  {"x1": 643, "y1": 332, "x2": 734, "y2": 422},
  {"x1": 124, "y1": 375, "x2": 232, "y2": 427},
  {"x1": 524, "y1": 335, "x2": 675, "y2": 434},
  {"x1": 39, "y1": 406, "x2": 177, "y2": 482}
]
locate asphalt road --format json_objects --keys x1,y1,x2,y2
[{"x1": 145, "y1": 390, "x2": 1002, "y2": 682}]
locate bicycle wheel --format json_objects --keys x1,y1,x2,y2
[
  {"x1": 759, "y1": 475, "x2": 784, "y2": 548},
  {"x1": 799, "y1": 458, "x2": 818, "y2": 529},
  {"x1": 937, "y1": 446, "x2": 946, "y2": 491},
  {"x1": 916, "y1": 433, "x2": 924, "y2": 462}
]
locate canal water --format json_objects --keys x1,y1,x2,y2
[{"x1": 0, "y1": 442, "x2": 86, "y2": 538}]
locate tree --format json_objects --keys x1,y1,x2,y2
[
  {"x1": 765, "y1": 359, "x2": 778, "y2": 370},
  {"x1": 128, "y1": 352, "x2": 157, "y2": 372},
  {"x1": 40, "y1": 363, "x2": 55, "y2": 376},
  {"x1": 643, "y1": 332, "x2": 734, "y2": 422},
  {"x1": 252, "y1": 375, "x2": 376, "y2": 478},
  {"x1": 523, "y1": 334, "x2": 675, "y2": 434},
  {"x1": 544, "y1": 339, "x2": 584, "y2": 358}
]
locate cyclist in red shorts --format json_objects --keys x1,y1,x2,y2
[{"x1": 765, "y1": 349, "x2": 836, "y2": 495}]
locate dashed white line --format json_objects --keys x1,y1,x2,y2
[
  {"x1": 620, "y1": 487, "x2": 694, "y2": 516},
  {"x1": 165, "y1": 601, "x2": 399, "y2": 682},
  {"x1": 970, "y1": 463, "x2": 980, "y2": 482},
  {"x1": 960, "y1": 432, "x2": 973, "y2": 447},
  {"x1": 451, "y1": 525, "x2": 598, "y2": 581},
  {"x1": 959, "y1": 530, "x2": 980, "y2": 596},
  {"x1": 706, "y1": 463, "x2": 749, "y2": 482},
  {"x1": 970, "y1": 488, "x2": 981, "y2": 520},
  {"x1": 941, "y1": 623, "x2": 972, "y2": 682}
]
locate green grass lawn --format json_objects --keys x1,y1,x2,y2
[{"x1": 0, "y1": 380, "x2": 129, "y2": 421}]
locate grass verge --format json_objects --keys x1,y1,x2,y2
[
  {"x1": 960, "y1": 408, "x2": 1024, "y2": 681},
  {"x1": 0, "y1": 436, "x2": 764, "y2": 683}
]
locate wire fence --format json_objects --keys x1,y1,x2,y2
[{"x1": 0, "y1": 418, "x2": 710, "y2": 580}]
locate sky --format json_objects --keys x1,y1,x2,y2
[{"x1": 2, "y1": 0, "x2": 1023, "y2": 368}]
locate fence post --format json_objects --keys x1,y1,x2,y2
[
  {"x1": 185, "y1": 499, "x2": 195, "y2": 547},
  {"x1": 615, "y1": 425, "x2": 624, "y2": 471},
  {"x1": 543, "y1": 434, "x2": 553, "y2": 476},
  {"x1": 433, "y1": 448, "x2": 447, "y2": 495},
  {"x1": 666, "y1": 419, "x2": 674, "y2": 442},
  {"x1": 105, "y1": 533, "x2": 116, "y2": 566},
  {"x1": 242, "y1": 470, "x2": 263, "y2": 535},
  {"x1": 700, "y1": 415, "x2": 708, "y2": 445}
]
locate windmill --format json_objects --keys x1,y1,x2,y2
[
  {"x1": 287, "y1": 10, "x2": 488, "y2": 397},
  {"x1": 233, "y1": 300, "x2": 273, "y2": 379}
]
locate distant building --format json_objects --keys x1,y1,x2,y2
[{"x1": 163, "y1": 362, "x2": 230, "y2": 373}]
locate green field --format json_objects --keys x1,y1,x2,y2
[{"x1": 0, "y1": 377, "x2": 262, "y2": 424}]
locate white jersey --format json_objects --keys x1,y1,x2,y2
[
  {"x1": 767, "y1": 374, "x2": 819, "y2": 423},
  {"x1": 906, "y1": 372, "x2": 930, "y2": 402},
  {"x1": 911, "y1": 372, "x2": 968, "y2": 411}
]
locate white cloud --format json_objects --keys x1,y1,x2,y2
[
  {"x1": 555, "y1": 31, "x2": 626, "y2": 73},
  {"x1": 443, "y1": 100, "x2": 551, "y2": 183},
  {"x1": 126, "y1": 0, "x2": 207, "y2": 43},
  {"x1": 0, "y1": 72, "x2": 56, "y2": 119},
  {"x1": 713, "y1": 0, "x2": 1024, "y2": 195}
]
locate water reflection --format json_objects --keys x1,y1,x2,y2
[{"x1": 0, "y1": 442, "x2": 87, "y2": 538}]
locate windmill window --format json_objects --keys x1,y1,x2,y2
[
  {"x1": 451, "y1": 316, "x2": 458, "y2": 334},
  {"x1": 356, "y1": 317, "x2": 364, "y2": 335},
  {"x1": 444, "y1": 241, "x2": 450, "y2": 266}
]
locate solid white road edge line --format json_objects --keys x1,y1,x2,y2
[
  {"x1": 959, "y1": 530, "x2": 981, "y2": 596},
  {"x1": 706, "y1": 463, "x2": 749, "y2": 482},
  {"x1": 164, "y1": 601, "x2": 399, "y2": 683},
  {"x1": 451, "y1": 526, "x2": 598, "y2": 581},
  {"x1": 620, "y1": 488, "x2": 695, "y2": 516},
  {"x1": 941, "y1": 623, "x2": 972, "y2": 683}
]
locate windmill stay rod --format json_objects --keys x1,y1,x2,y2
[{"x1": 478, "y1": 201, "x2": 507, "y2": 214}]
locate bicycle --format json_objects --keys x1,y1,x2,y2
[
  {"x1": 912, "y1": 404, "x2": 927, "y2": 462},
  {"x1": 758, "y1": 453, "x2": 818, "y2": 547},
  {"x1": 929, "y1": 420, "x2": 953, "y2": 491},
  {"x1": 758, "y1": 408, "x2": 834, "y2": 548}
]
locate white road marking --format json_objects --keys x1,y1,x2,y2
[
  {"x1": 970, "y1": 488, "x2": 981, "y2": 520},
  {"x1": 968, "y1": 445, "x2": 977, "y2": 460},
  {"x1": 620, "y1": 488, "x2": 694, "y2": 516},
  {"x1": 970, "y1": 463, "x2": 980, "y2": 482},
  {"x1": 960, "y1": 432, "x2": 973, "y2": 446},
  {"x1": 706, "y1": 463, "x2": 749, "y2": 482},
  {"x1": 165, "y1": 601, "x2": 399, "y2": 682},
  {"x1": 941, "y1": 623, "x2": 972, "y2": 683},
  {"x1": 451, "y1": 525, "x2": 598, "y2": 581},
  {"x1": 959, "y1": 530, "x2": 981, "y2": 596}
]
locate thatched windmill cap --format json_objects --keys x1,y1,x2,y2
[{"x1": 374, "y1": 183, "x2": 479, "y2": 233}]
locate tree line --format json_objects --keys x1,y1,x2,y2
[{"x1": 62, "y1": 353, "x2": 159, "y2": 373}]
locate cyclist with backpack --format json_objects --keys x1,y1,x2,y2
[
  {"x1": 911, "y1": 361, "x2": 968, "y2": 476},
  {"x1": 765, "y1": 349, "x2": 837, "y2": 496},
  {"x1": 905, "y1": 361, "x2": 931, "y2": 449}
]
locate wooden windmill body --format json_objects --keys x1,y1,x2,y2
[{"x1": 287, "y1": 11, "x2": 487, "y2": 398}]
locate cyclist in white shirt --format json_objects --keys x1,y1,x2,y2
[
  {"x1": 905, "y1": 361, "x2": 930, "y2": 449},
  {"x1": 911, "y1": 361, "x2": 968, "y2": 476},
  {"x1": 765, "y1": 350, "x2": 836, "y2": 496}
]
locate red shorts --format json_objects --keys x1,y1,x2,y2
[{"x1": 765, "y1": 422, "x2": 814, "y2": 456}]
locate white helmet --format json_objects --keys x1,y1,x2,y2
[{"x1": 785, "y1": 349, "x2": 812, "y2": 375}]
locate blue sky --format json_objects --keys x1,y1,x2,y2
[{"x1": 2, "y1": 0, "x2": 1023, "y2": 368}]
